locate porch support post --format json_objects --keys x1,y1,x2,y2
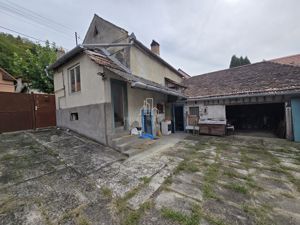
[{"x1": 285, "y1": 101, "x2": 293, "y2": 140}]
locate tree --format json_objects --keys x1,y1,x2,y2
[
  {"x1": 229, "y1": 55, "x2": 251, "y2": 68},
  {"x1": 244, "y1": 56, "x2": 251, "y2": 65},
  {"x1": 229, "y1": 55, "x2": 240, "y2": 68},
  {"x1": 0, "y1": 33, "x2": 57, "y2": 93},
  {"x1": 12, "y1": 41, "x2": 56, "y2": 93}
]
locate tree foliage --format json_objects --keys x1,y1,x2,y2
[
  {"x1": 229, "y1": 55, "x2": 251, "y2": 68},
  {"x1": 0, "y1": 33, "x2": 57, "y2": 93}
]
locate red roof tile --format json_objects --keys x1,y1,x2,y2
[
  {"x1": 183, "y1": 61, "x2": 300, "y2": 99},
  {"x1": 271, "y1": 54, "x2": 300, "y2": 66}
]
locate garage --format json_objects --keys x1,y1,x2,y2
[
  {"x1": 183, "y1": 60, "x2": 300, "y2": 141},
  {"x1": 226, "y1": 103, "x2": 285, "y2": 138}
]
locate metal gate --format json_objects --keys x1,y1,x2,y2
[
  {"x1": 0, "y1": 92, "x2": 56, "y2": 133},
  {"x1": 33, "y1": 94, "x2": 56, "y2": 129}
]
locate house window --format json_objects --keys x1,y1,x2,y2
[
  {"x1": 70, "y1": 112, "x2": 79, "y2": 121},
  {"x1": 189, "y1": 106, "x2": 199, "y2": 116},
  {"x1": 94, "y1": 26, "x2": 99, "y2": 36},
  {"x1": 69, "y1": 64, "x2": 81, "y2": 93}
]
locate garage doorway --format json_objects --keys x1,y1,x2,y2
[{"x1": 226, "y1": 103, "x2": 285, "y2": 138}]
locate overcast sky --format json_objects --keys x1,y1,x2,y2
[{"x1": 1, "y1": 0, "x2": 300, "y2": 75}]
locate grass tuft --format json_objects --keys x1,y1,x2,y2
[
  {"x1": 101, "y1": 187, "x2": 112, "y2": 198},
  {"x1": 161, "y1": 204, "x2": 202, "y2": 225},
  {"x1": 224, "y1": 183, "x2": 248, "y2": 194}
]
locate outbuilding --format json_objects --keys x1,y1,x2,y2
[{"x1": 183, "y1": 61, "x2": 300, "y2": 141}]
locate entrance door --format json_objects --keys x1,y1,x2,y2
[
  {"x1": 174, "y1": 105, "x2": 184, "y2": 131},
  {"x1": 111, "y1": 79, "x2": 127, "y2": 129}
]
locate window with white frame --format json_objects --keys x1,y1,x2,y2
[{"x1": 69, "y1": 64, "x2": 81, "y2": 93}]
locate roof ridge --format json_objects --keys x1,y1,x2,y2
[
  {"x1": 189, "y1": 61, "x2": 268, "y2": 79},
  {"x1": 267, "y1": 60, "x2": 300, "y2": 69},
  {"x1": 270, "y1": 53, "x2": 300, "y2": 61}
]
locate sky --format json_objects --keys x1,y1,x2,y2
[{"x1": 1, "y1": 0, "x2": 300, "y2": 75}]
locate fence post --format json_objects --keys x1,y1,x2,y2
[{"x1": 31, "y1": 93, "x2": 36, "y2": 130}]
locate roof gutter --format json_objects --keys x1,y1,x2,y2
[
  {"x1": 187, "y1": 89, "x2": 300, "y2": 101},
  {"x1": 131, "y1": 81, "x2": 185, "y2": 98},
  {"x1": 48, "y1": 45, "x2": 84, "y2": 70}
]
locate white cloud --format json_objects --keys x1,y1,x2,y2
[{"x1": 0, "y1": 0, "x2": 299, "y2": 75}]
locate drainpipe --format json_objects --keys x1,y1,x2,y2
[{"x1": 44, "y1": 66, "x2": 53, "y2": 80}]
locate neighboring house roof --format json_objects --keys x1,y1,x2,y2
[
  {"x1": 183, "y1": 61, "x2": 300, "y2": 99},
  {"x1": 271, "y1": 54, "x2": 300, "y2": 67},
  {"x1": 0, "y1": 67, "x2": 16, "y2": 82}
]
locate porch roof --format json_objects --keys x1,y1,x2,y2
[{"x1": 107, "y1": 67, "x2": 186, "y2": 98}]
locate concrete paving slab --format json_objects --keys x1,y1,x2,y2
[
  {"x1": 127, "y1": 156, "x2": 182, "y2": 210},
  {"x1": 155, "y1": 190, "x2": 198, "y2": 215}
]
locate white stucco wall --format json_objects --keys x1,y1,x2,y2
[
  {"x1": 130, "y1": 46, "x2": 183, "y2": 85},
  {"x1": 53, "y1": 54, "x2": 107, "y2": 109},
  {"x1": 185, "y1": 101, "x2": 226, "y2": 121},
  {"x1": 127, "y1": 85, "x2": 168, "y2": 127}
]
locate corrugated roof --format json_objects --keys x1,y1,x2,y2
[{"x1": 183, "y1": 61, "x2": 300, "y2": 99}]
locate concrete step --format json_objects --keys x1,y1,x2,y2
[
  {"x1": 123, "y1": 147, "x2": 146, "y2": 157},
  {"x1": 110, "y1": 130, "x2": 130, "y2": 139},
  {"x1": 112, "y1": 135, "x2": 145, "y2": 153},
  {"x1": 112, "y1": 134, "x2": 158, "y2": 156},
  {"x1": 112, "y1": 135, "x2": 138, "y2": 146}
]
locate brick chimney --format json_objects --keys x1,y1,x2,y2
[
  {"x1": 150, "y1": 40, "x2": 160, "y2": 55},
  {"x1": 56, "y1": 47, "x2": 65, "y2": 59}
]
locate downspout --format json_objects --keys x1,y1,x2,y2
[{"x1": 44, "y1": 66, "x2": 53, "y2": 80}]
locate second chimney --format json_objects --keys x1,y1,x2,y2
[{"x1": 150, "y1": 40, "x2": 160, "y2": 55}]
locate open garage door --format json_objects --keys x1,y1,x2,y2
[{"x1": 226, "y1": 103, "x2": 285, "y2": 138}]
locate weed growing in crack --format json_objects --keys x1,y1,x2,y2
[
  {"x1": 161, "y1": 204, "x2": 202, "y2": 225},
  {"x1": 242, "y1": 203, "x2": 274, "y2": 225},
  {"x1": 223, "y1": 182, "x2": 248, "y2": 194},
  {"x1": 101, "y1": 187, "x2": 112, "y2": 198}
]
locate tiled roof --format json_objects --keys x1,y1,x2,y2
[
  {"x1": 271, "y1": 54, "x2": 300, "y2": 67},
  {"x1": 85, "y1": 50, "x2": 122, "y2": 71},
  {"x1": 183, "y1": 61, "x2": 300, "y2": 99},
  {"x1": 84, "y1": 49, "x2": 185, "y2": 97},
  {"x1": 0, "y1": 67, "x2": 16, "y2": 82}
]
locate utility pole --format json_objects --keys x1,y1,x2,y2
[{"x1": 75, "y1": 32, "x2": 78, "y2": 46}]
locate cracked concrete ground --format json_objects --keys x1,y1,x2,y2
[{"x1": 1, "y1": 129, "x2": 300, "y2": 225}]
